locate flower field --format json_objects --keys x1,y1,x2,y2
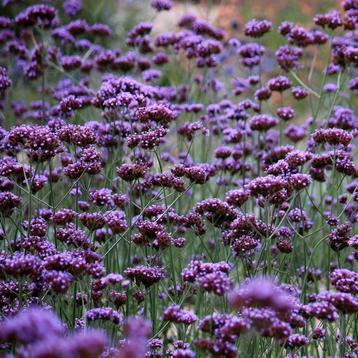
[{"x1": 0, "y1": 0, "x2": 357, "y2": 357}]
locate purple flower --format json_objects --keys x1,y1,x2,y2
[
  {"x1": 15, "y1": 5, "x2": 58, "y2": 28},
  {"x1": 225, "y1": 189, "x2": 250, "y2": 207},
  {"x1": 105, "y1": 210, "x2": 128, "y2": 234},
  {"x1": 286, "y1": 173, "x2": 312, "y2": 191},
  {"x1": 79, "y1": 212, "x2": 106, "y2": 230},
  {"x1": 162, "y1": 305, "x2": 197, "y2": 325},
  {"x1": 276, "y1": 45, "x2": 303, "y2": 70},
  {"x1": 229, "y1": 277, "x2": 295, "y2": 315},
  {"x1": 330, "y1": 268, "x2": 358, "y2": 294},
  {"x1": 52, "y1": 208, "x2": 77, "y2": 226},
  {"x1": 8, "y1": 125, "x2": 63, "y2": 162},
  {"x1": 150, "y1": 0, "x2": 173, "y2": 11},
  {"x1": 0, "y1": 308, "x2": 64, "y2": 345},
  {"x1": 91, "y1": 23, "x2": 112, "y2": 37},
  {"x1": 117, "y1": 163, "x2": 148, "y2": 182},
  {"x1": 124, "y1": 265, "x2": 166, "y2": 286},
  {"x1": 42, "y1": 270, "x2": 73, "y2": 293},
  {"x1": 292, "y1": 86, "x2": 308, "y2": 100},
  {"x1": 22, "y1": 330, "x2": 107, "y2": 357},
  {"x1": 278, "y1": 21, "x2": 294, "y2": 36},
  {"x1": 312, "y1": 128, "x2": 353, "y2": 146},
  {"x1": 60, "y1": 55, "x2": 82, "y2": 71},
  {"x1": 117, "y1": 317, "x2": 151, "y2": 357},
  {"x1": 195, "y1": 198, "x2": 237, "y2": 226},
  {"x1": 0, "y1": 16, "x2": 12, "y2": 29},
  {"x1": 143, "y1": 69, "x2": 162, "y2": 82},
  {"x1": 248, "y1": 175, "x2": 286, "y2": 197},
  {"x1": 277, "y1": 106, "x2": 295, "y2": 121},
  {"x1": 63, "y1": 0, "x2": 82, "y2": 17},
  {"x1": 59, "y1": 124, "x2": 96, "y2": 147},
  {"x1": 301, "y1": 301, "x2": 338, "y2": 322},
  {"x1": 0, "y1": 191, "x2": 21, "y2": 217},
  {"x1": 239, "y1": 43, "x2": 265, "y2": 67},
  {"x1": 56, "y1": 223, "x2": 92, "y2": 249},
  {"x1": 243, "y1": 307, "x2": 293, "y2": 339},
  {"x1": 255, "y1": 86, "x2": 272, "y2": 101},
  {"x1": 323, "y1": 83, "x2": 338, "y2": 93},
  {"x1": 244, "y1": 19, "x2": 272, "y2": 38},
  {"x1": 314, "y1": 10, "x2": 343, "y2": 30},
  {"x1": 268, "y1": 76, "x2": 292, "y2": 92},
  {"x1": 250, "y1": 114, "x2": 278, "y2": 131},
  {"x1": 285, "y1": 333, "x2": 309, "y2": 348},
  {"x1": 288, "y1": 26, "x2": 313, "y2": 47},
  {"x1": 0, "y1": 66, "x2": 11, "y2": 94},
  {"x1": 197, "y1": 271, "x2": 233, "y2": 296},
  {"x1": 86, "y1": 307, "x2": 123, "y2": 325},
  {"x1": 320, "y1": 291, "x2": 358, "y2": 314}
]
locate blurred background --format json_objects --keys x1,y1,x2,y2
[
  {"x1": 0, "y1": 0, "x2": 342, "y2": 128},
  {"x1": 57, "y1": 0, "x2": 340, "y2": 43},
  {"x1": 1, "y1": 0, "x2": 340, "y2": 48},
  {"x1": 112, "y1": 0, "x2": 338, "y2": 39},
  {"x1": 0, "y1": 0, "x2": 341, "y2": 40}
]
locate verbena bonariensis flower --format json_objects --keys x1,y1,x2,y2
[
  {"x1": 314, "y1": 10, "x2": 343, "y2": 30},
  {"x1": 7, "y1": 125, "x2": 63, "y2": 161},
  {"x1": 328, "y1": 223, "x2": 352, "y2": 251},
  {"x1": 0, "y1": 1, "x2": 356, "y2": 356},
  {"x1": 255, "y1": 86, "x2": 272, "y2": 101},
  {"x1": 56, "y1": 223, "x2": 92, "y2": 249},
  {"x1": 292, "y1": 86, "x2": 308, "y2": 100},
  {"x1": 277, "y1": 106, "x2": 295, "y2": 121},
  {"x1": 22, "y1": 329, "x2": 107, "y2": 358},
  {"x1": 150, "y1": 0, "x2": 173, "y2": 12},
  {"x1": 0, "y1": 191, "x2": 21, "y2": 217},
  {"x1": 249, "y1": 114, "x2": 279, "y2": 131},
  {"x1": 59, "y1": 124, "x2": 96, "y2": 147},
  {"x1": 225, "y1": 188, "x2": 250, "y2": 207},
  {"x1": 117, "y1": 163, "x2": 148, "y2": 181},
  {"x1": 195, "y1": 198, "x2": 237, "y2": 227},
  {"x1": 287, "y1": 25, "x2": 314, "y2": 47},
  {"x1": 267, "y1": 75, "x2": 292, "y2": 92},
  {"x1": 42, "y1": 269, "x2": 74, "y2": 293},
  {"x1": 196, "y1": 270, "x2": 233, "y2": 296},
  {"x1": 15, "y1": 4, "x2": 58, "y2": 28},
  {"x1": 124, "y1": 265, "x2": 166, "y2": 287},
  {"x1": 89, "y1": 188, "x2": 113, "y2": 207},
  {"x1": 285, "y1": 333, "x2": 310, "y2": 349},
  {"x1": 239, "y1": 42, "x2": 265, "y2": 67},
  {"x1": 0, "y1": 66, "x2": 11, "y2": 94},
  {"x1": 229, "y1": 277, "x2": 296, "y2": 315},
  {"x1": 312, "y1": 128, "x2": 353, "y2": 146},
  {"x1": 63, "y1": 0, "x2": 82, "y2": 17},
  {"x1": 166, "y1": 340, "x2": 195, "y2": 357},
  {"x1": 79, "y1": 212, "x2": 106, "y2": 230},
  {"x1": 104, "y1": 210, "x2": 128, "y2": 234},
  {"x1": 162, "y1": 304, "x2": 197, "y2": 325},
  {"x1": 86, "y1": 307, "x2": 123, "y2": 325},
  {"x1": 244, "y1": 19, "x2": 272, "y2": 38},
  {"x1": 330, "y1": 268, "x2": 358, "y2": 294},
  {"x1": 276, "y1": 45, "x2": 303, "y2": 70},
  {"x1": 248, "y1": 175, "x2": 286, "y2": 197},
  {"x1": 0, "y1": 308, "x2": 64, "y2": 344},
  {"x1": 117, "y1": 316, "x2": 151, "y2": 357}
]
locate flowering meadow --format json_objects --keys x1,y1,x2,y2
[{"x1": 0, "y1": 0, "x2": 357, "y2": 357}]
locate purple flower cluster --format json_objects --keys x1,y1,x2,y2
[
  {"x1": 0, "y1": 0, "x2": 356, "y2": 357},
  {"x1": 162, "y1": 304, "x2": 197, "y2": 325},
  {"x1": 0, "y1": 308, "x2": 107, "y2": 357}
]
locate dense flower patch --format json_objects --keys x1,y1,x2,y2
[{"x1": 0, "y1": 0, "x2": 357, "y2": 357}]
